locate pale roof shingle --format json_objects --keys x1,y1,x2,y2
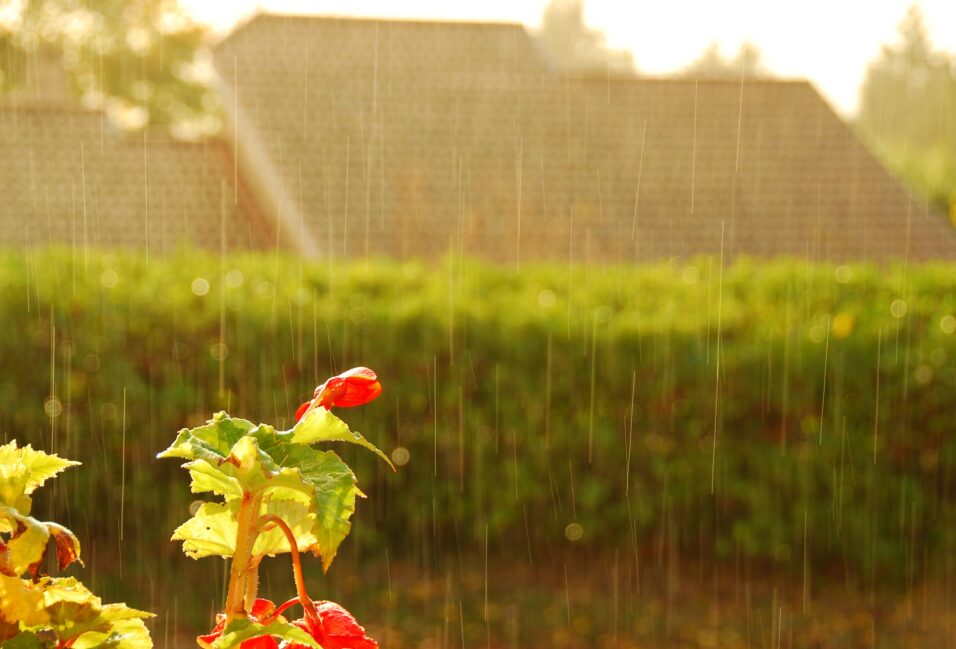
[{"x1": 0, "y1": 103, "x2": 276, "y2": 252}]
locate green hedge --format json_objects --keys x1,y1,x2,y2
[{"x1": 2, "y1": 250, "x2": 955, "y2": 615}]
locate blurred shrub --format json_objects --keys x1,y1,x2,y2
[{"x1": 1, "y1": 250, "x2": 955, "y2": 608}]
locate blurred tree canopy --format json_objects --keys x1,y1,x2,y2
[
  {"x1": 857, "y1": 5, "x2": 956, "y2": 218},
  {"x1": 0, "y1": 0, "x2": 219, "y2": 138},
  {"x1": 536, "y1": 0, "x2": 635, "y2": 76},
  {"x1": 681, "y1": 42, "x2": 769, "y2": 80}
]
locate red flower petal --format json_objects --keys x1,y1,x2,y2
[
  {"x1": 306, "y1": 367, "x2": 382, "y2": 412},
  {"x1": 314, "y1": 601, "x2": 378, "y2": 649},
  {"x1": 237, "y1": 636, "x2": 279, "y2": 649},
  {"x1": 243, "y1": 636, "x2": 279, "y2": 649},
  {"x1": 198, "y1": 600, "x2": 281, "y2": 648},
  {"x1": 295, "y1": 400, "x2": 313, "y2": 422},
  {"x1": 197, "y1": 614, "x2": 226, "y2": 647},
  {"x1": 289, "y1": 600, "x2": 378, "y2": 649},
  {"x1": 249, "y1": 598, "x2": 277, "y2": 619},
  {"x1": 337, "y1": 367, "x2": 379, "y2": 383}
]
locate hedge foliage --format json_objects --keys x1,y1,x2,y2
[{"x1": 2, "y1": 249, "x2": 955, "y2": 611}]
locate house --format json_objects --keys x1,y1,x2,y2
[
  {"x1": 0, "y1": 51, "x2": 274, "y2": 252},
  {"x1": 211, "y1": 14, "x2": 956, "y2": 262},
  {"x1": 2, "y1": 14, "x2": 955, "y2": 262}
]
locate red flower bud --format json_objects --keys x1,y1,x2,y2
[{"x1": 295, "y1": 367, "x2": 382, "y2": 421}]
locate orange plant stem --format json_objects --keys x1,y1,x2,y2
[{"x1": 259, "y1": 514, "x2": 319, "y2": 625}]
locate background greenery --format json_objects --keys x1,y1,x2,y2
[
  {"x1": 0, "y1": 0, "x2": 216, "y2": 137},
  {"x1": 856, "y1": 6, "x2": 956, "y2": 218},
  {"x1": 2, "y1": 249, "x2": 954, "y2": 633}
]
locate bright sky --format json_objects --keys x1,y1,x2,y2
[{"x1": 181, "y1": 0, "x2": 956, "y2": 117}]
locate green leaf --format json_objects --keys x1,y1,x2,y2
[
  {"x1": 260, "y1": 445, "x2": 358, "y2": 571},
  {"x1": 184, "y1": 460, "x2": 243, "y2": 501},
  {"x1": 225, "y1": 436, "x2": 279, "y2": 491},
  {"x1": 160, "y1": 416, "x2": 297, "y2": 497},
  {"x1": 2, "y1": 631, "x2": 45, "y2": 649},
  {"x1": 210, "y1": 618, "x2": 319, "y2": 649},
  {"x1": 185, "y1": 452, "x2": 312, "y2": 506},
  {"x1": 170, "y1": 502, "x2": 236, "y2": 559},
  {"x1": 172, "y1": 500, "x2": 316, "y2": 560},
  {"x1": 157, "y1": 412, "x2": 256, "y2": 463},
  {"x1": 252, "y1": 500, "x2": 317, "y2": 558},
  {"x1": 161, "y1": 412, "x2": 364, "y2": 571},
  {"x1": 290, "y1": 407, "x2": 395, "y2": 470}
]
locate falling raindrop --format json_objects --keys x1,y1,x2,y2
[
  {"x1": 890, "y1": 299, "x2": 908, "y2": 318},
  {"x1": 225, "y1": 269, "x2": 244, "y2": 288},
  {"x1": 537, "y1": 289, "x2": 556, "y2": 307},
  {"x1": 564, "y1": 522, "x2": 583, "y2": 542},
  {"x1": 100, "y1": 269, "x2": 119, "y2": 288},
  {"x1": 191, "y1": 277, "x2": 210, "y2": 296},
  {"x1": 391, "y1": 446, "x2": 411, "y2": 467},
  {"x1": 209, "y1": 343, "x2": 229, "y2": 361},
  {"x1": 834, "y1": 265, "x2": 853, "y2": 283},
  {"x1": 682, "y1": 266, "x2": 700, "y2": 283},
  {"x1": 44, "y1": 396, "x2": 62, "y2": 418},
  {"x1": 940, "y1": 315, "x2": 956, "y2": 334}
]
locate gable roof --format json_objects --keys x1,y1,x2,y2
[
  {"x1": 215, "y1": 14, "x2": 551, "y2": 86},
  {"x1": 213, "y1": 13, "x2": 956, "y2": 262},
  {"x1": 0, "y1": 101, "x2": 275, "y2": 253}
]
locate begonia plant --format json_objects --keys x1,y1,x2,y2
[
  {"x1": 159, "y1": 367, "x2": 392, "y2": 648},
  {"x1": 0, "y1": 442, "x2": 153, "y2": 647}
]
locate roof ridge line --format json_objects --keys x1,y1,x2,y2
[{"x1": 239, "y1": 12, "x2": 527, "y2": 30}]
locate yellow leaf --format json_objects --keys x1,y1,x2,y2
[{"x1": 0, "y1": 574, "x2": 48, "y2": 625}]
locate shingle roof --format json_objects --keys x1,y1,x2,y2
[
  {"x1": 0, "y1": 102, "x2": 275, "y2": 252},
  {"x1": 214, "y1": 13, "x2": 956, "y2": 262}
]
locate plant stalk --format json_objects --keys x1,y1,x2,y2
[
  {"x1": 244, "y1": 557, "x2": 261, "y2": 612},
  {"x1": 225, "y1": 491, "x2": 263, "y2": 620}
]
